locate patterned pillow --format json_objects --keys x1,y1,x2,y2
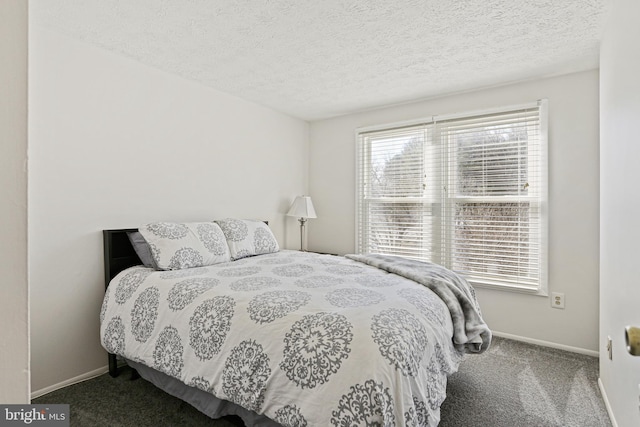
[
  {"x1": 215, "y1": 219, "x2": 279, "y2": 260},
  {"x1": 138, "y1": 222, "x2": 231, "y2": 270}
]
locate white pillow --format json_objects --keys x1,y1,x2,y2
[
  {"x1": 139, "y1": 222, "x2": 231, "y2": 270},
  {"x1": 215, "y1": 219, "x2": 279, "y2": 260}
]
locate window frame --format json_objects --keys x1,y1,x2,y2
[{"x1": 355, "y1": 100, "x2": 548, "y2": 296}]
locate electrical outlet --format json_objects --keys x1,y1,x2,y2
[
  {"x1": 607, "y1": 336, "x2": 612, "y2": 360},
  {"x1": 551, "y1": 292, "x2": 565, "y2": 309}
]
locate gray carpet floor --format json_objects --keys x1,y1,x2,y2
[
  {"x1": 34, "y1": 337, "x2": 611, "y2": 426},
  {"x1": 439, "y1": 337, "x2": 611, "y2": 427}
]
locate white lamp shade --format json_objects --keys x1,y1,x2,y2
[{"x1": 287, "y1": 196, "x2": 317, "y2": 219}]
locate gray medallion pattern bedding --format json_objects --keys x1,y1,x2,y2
[{"x1": 100, "y1": 250, "x2": 490, "y2": 427}]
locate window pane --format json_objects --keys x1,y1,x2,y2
[
  {"x1": 449, "y1": 122, "x2": 531, "y2": 197},
  {"x1": 451, "y1": 202, "x2": 538, "y2": 286},
  {"x1": 365, "y1": 201, "x2": 434, "y2": 260},
  {"x1": 368, "y1": 134, "x2": 425, "y2": 198}
]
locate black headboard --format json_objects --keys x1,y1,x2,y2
[
  {"x1": 103, "y1": 229, "x2": 141, "y2": 289},
  {"x1": 103, "y1": 229, "x2": 141, "y2": 377}
]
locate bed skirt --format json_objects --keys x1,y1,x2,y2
[{"x1": 125, "y1": 359, "x2": 282, "y2": 427}]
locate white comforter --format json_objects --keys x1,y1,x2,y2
[{"x1": 100, "y1": 250, "x2": 480, "y2": 426}]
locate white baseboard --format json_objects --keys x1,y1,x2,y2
[
  {"x1": 30, "y1": 365, "x2": 108, "y2": 400},
  {"x1": 492, "y1": 331, "x2": 599, "y2": 357},
  {"x1": 598, "y1": 377, "x2": 618, "y2": 427}
]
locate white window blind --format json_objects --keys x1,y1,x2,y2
[
  {"x1": 356, "y1": 126, "x2": 437, "y2": 260},
  {"x1": 356, "y1": 100, "x2": 548, "y2": 294}
]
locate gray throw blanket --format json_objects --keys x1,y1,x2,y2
[{"x1": 346, "y1": 253, "x2": 492, "y2": 353}]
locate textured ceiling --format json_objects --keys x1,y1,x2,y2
[{"x1": 31, "y1": 0, "x2": 608, "y2": 120}]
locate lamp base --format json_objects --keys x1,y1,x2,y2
[{"x1": 298, "y1": 217, "x2": 308, "y2": 251}]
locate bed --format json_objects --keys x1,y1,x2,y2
[{"x1": 100, "y1": 219, "x2": 491, "y2": 426}]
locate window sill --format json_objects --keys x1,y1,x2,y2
[{"x1": 470, "y1": 280, "x2": 548, "y2": 297}]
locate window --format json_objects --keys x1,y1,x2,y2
[{"x1": 356, "y1": 100, "x2": 548, "y2": 294}]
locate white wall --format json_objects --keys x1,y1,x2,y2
[
  {"x1": 599, "y1": 0, "x2": 640, "y2": 425},
  {"x1": 0, "y1": 0, "x2": 29, "y2": 404},
  {"x1": 29, "y1": 27, "x2": 309, "y2": 394},
  {"x1": 309, "y1": 70, "x2": 600, "y2": 353}
]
